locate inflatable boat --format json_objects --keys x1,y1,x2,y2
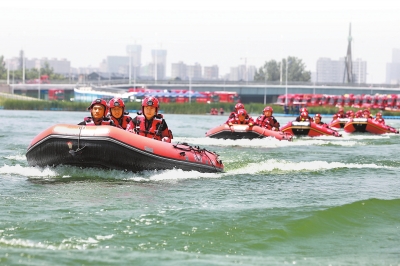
[
  {"x1": 26, "y1": 124, "x2": 224, "y2": 173},
  {"x1": 329, "y1": 118, "x2": 350, "y2": 129},
  {"x1": 280, "y1": 121, "x2": 342, "y2": 137},
  {"x1": 343, "y1": 118, "x2": 399, "y2": 134},
  {"x1": 205, "y1": 124, "x2": 293, "y2": 141}
]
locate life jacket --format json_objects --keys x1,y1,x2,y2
[
  {"x1": 135, "y1": 114, "x2": 168, "y2": 141},
  {"x1": 296, "y1": 115, "x2": 313, "y2": 122},
  {"x1": 83, "y1": 116, "x2": 112, "y2": 126},
  {"x1": 229, "y1": 116, "x2": 253, "y2": 125},
  {"x1": 110, "y1": 115, "x2": 134, "y2": 132},
  {"x1": 257, "y1": 115, "x2": 279, "y2": 129}
]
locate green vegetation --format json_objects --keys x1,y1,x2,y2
[
  {"x1": 0, "y1": 54, "x2": 66, "y2": 80},
  {"x1": 1, "y1": 97, "x2": 399, "y2": 116},
  {"x1": 254, "y1": 56, "x2": 311, "y2": 82}
]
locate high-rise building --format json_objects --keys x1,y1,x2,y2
[
  {"x1": 316, "y1": 57, "x2": 367, "y2": 84},
  {"x1": 171, "y1": 61, "x2": 187, "y2": 80},
  {"x1": 229, "y1": 64, "x2": 256, "y2": 81},
  {"x1": 386, "y1": 48, "x2": 400, "y2": 84},
  {"x1": 126, "y1": 44, "x2": 142, "y2": 79},
  {"x1": 203, "y1": 65, "x2": 219, "y2": 80},
  {"x1": 104, "y1": 56, "x2": 129, "y2": 74},
  {"x1": 187, "y1": 63, "x2": 202, "y2": 80},
  {"x1": 151, "y1": 49, "x2": 167, "y2": 80}
]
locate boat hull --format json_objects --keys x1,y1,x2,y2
[
  {"x1": 343, "y1": 118, "x2": 399, "y2": 134},
  {"x1": 205, "y1": 124, "x2": 293, "y2": 141},
  {"x1": 280, "y1": 121, "x2": 341, "y2": 137},
  {"x1": 26, "y1": 124, "x2": 224, "y2": 173},
  {"x1": 329, "y1": 118, "x2": 350, "y2": 128}
]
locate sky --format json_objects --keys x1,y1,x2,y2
[{"x1": 1, "y1": 0, "x2": 399, "y2": 83}]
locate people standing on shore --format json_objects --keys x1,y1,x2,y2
[
  {"x1": 108, "y1": 98, "x2": 134, "y2": 132},
  {"x1": 132, "y1": 96, "x2": 173, "y2": 142},
  {"x1": 78, "y1": 98, "x2": 113, "y2": 126}
]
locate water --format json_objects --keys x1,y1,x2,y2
[{"x1": 1, "y1": 110, "x2": 400, "y2": 265}]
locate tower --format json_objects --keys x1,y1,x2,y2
[{"x1": 343, "y1": 23, "x2": 354, "y2": 83}]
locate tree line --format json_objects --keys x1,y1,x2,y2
[
  {"x1": 253, "y1": 56, "x2": 311, "y2": 82},
  {"x1": 1, "y1": 54, "x2": 311, "y2": 82},
  {"x1": 0, "y1": 55, "x2": 66, "y2": 81}
]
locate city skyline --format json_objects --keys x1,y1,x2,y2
[{"x1": 2, "y1": 0, "x2": 399, "y2": 83}]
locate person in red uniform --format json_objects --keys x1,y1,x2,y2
[
  {"x1": 108, "y1": 98, "x2": 134, "y2": 132},
  {"x1": 295, "y1": 109, "x2": 313, "y2": 122},
  {"x1": 226, "y1": 109, "x2": 254, "y2": 126},
  {"x1": 374, "y1": 112, "x2": 385, "y2": 124},
  {"x1": 336, "y1": 107, "x2": 346, "y2": 118},
  {"x1": 228, "y1": 103, "x2": 245, "y2": 120},
  {"x1": 132, "y1": 96, "x2": 173, "y2": 142},
  {"x1": 313, "y1": 113, "x2": 328, "y2": 127},
  {"x1": 363, "y1": 109, "x2": 373, "y2": 119},
  {"x1": 255, "y1": 106, "x2": 280, "y2": 131},
  {"x1": 78, "y1": 98, "x2": 113, "y2": 126},
  {"x1": 355, "y1": 110, "x2": 363, "y2": 118}
]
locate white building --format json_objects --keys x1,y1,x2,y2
[{"x1": 316, "y1": 57, "x2": 367, "y2": 84}]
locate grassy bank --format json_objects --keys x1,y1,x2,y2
[{"x1": 1, "y1": 97, "x2": 399, "y2": 116}]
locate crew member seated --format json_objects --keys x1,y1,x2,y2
[
  {"x1": 295, "y1": 110, "x2": 313, "y2": 122},
  {"x1": 78, "y1": 98, "x2": 113, "y2": 126},
  {"x1": 374, "y1": 112, "x2": 385, "y2": 124},
  {"x1": 313, "y1": 113, "x2": 328, "y2": 128},
  {"x1": 336, "y1": 107, "x2": 346, "y2": 118},
  {"x1": 255, "y1": 106, "x2": 280, "y2": 131},
  {"x1": 226, "y1": 109, "x2": 254, "y2": 126},
  {"x1": 132, "y1": 96, "x2": 173, "y2": 142},
  {"x1": 228, "y1": 103, "x2": 245, "y2": 120},
  {"x1": 363, "y1": 109, "x2": 373, "y2": 119},
  {"x1": 108, "y1": 98, "x2": 134, "y2": 132}
]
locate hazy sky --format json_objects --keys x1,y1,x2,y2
[{"x1": 2, "y1": 0, "x2": 399, "y2": 83}]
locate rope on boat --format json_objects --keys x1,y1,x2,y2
[{"x1": 173, "y1": 142, "x2": 221, "y2": 171}]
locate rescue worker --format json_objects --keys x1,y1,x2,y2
[
  {"x1": 255, "y1": 106, "x2": 280, "y2": 131},
  {"x1": 132, "y1": 96, "x2": 173, "y2": 142},
  {"x1": 78, "y1": 98, "x2": 113, "y2": 126},
  {"x1": 363, "y1": 109, "x2": 373, "y2": 119},
  {"x1": 295, "y1": 110, "x2": 313, "y2": 122},
  {"x1": 346, "y1": 110, "x2": 355, "y2": 118},
  {"x1": 336, "y1": 107, "x2": 346, "y2": 118},
  {"x1": 227, "y1": 109, "x2": 254, "y2": 126},
  {"x1": 374, "y1": 112, "x2": 385, "y2": 124},
  {"x1": 108, "y1": 98, "x2": 134, "y2": 132},
  {"x1": 313, "y1": 113, "x2": 328, "y2": 127},
  {"x1": 228, "y1": 103, "x2": 245, "y2": 119},
  {"x1": 355, "y1": 110, "x2": 363, "y2": 118}
]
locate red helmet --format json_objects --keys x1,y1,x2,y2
[
  {"x1": 88, "y1": 98, "x2": 108, "y2": 113},
  {"x1": 263, "y1": 106, "x2": 273, "y2": 113},
  {"x1": 300, "y1": 107, "x2": 308, "y2": 113},
  {"x1": 237, "y1": 109, "x2": 247, "y2": 116},
  {"x1": 363, "y1": 109, "x2": 370, "y2": 114},
  {"x1": 142, "y1": 96, "x2": 160, "y2": 113},
  {"x1": 108, "y1": 98, "x2": 125, "y2": 110},
  {"x1": 376, "y1": 112, "x2": 382, "y2": 117},
  {"x1": 235, "y1": 103, "x2": 244, "y2": 111},
  {"x1": 314, "y1": 113, "x2": 322, "y2": 119},
  {"x1": 301, "y1": 111, "x2": 308, "y2": 117}
]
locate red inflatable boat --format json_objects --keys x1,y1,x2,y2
[
  {"x1": 343, "y1": 118, "x2": 399, "y2": 134},
  {"x1": 26, "y1": 124, "x2": 224, "y2": 173},
  {"x1": 280, "y1": 121, "x2": 342, "y2": 137},
  {"x1": 205, "y1": 124, "x2": 293, "y2": 141},
  {"x1": 329, "y1": 118, "x2": 350, "y2": 129}
]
